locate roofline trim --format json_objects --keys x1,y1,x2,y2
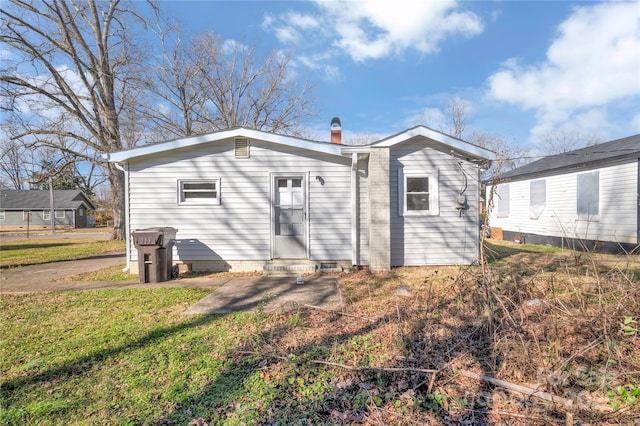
[
  {"x1": 371, "y1": 126, "x2": 495, "y2": 161},
  {"x1": 102, "y1": 127, "x2": 344, "y2": 162}
]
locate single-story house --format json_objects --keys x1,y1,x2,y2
[
  {"x1": 486, "y1": 134, "x2": 640, "y2": 253},
  {"x1": 0, "y1": 189, "x2": 96, "y2": 228},
  {"x1": 103, "y1": 122, "x2": 495, "y2": 273}
]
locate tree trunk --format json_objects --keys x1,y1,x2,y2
[{"x1": 108, "y1": 163, "x2": 126, "y2": 240}]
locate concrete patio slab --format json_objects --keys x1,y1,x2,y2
[{"x1": 183, "y1": 275, "x2": 342, "y2": 314}]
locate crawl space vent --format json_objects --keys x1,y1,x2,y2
[{"x1": 235, "y1": 138, "x2": 250, "y2": 158}]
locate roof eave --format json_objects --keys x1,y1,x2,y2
[
  {"x1": 103, "y1": 127, "x2": 345, "y2": 163},
  {"x1": 371, "y1": 126, "x2": 496, "y2": 161}
]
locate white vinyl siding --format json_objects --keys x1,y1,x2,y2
[
  {"x1": 127, "y1": 138, "x2": 352, "y2": 263},
  {"x1": 390, "y1": 140, "x2": 480, "y2": 266},
  {"x1": 488, "y1": 161, "x2": 638, "y2": 244}
]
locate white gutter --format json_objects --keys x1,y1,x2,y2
[{"x1": 113, "y1": 162, "x2": 131, "y2": 273}]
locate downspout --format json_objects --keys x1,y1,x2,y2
[
  {"x1": 351, "y1": 153, "x2": 359, "y2": 266},
  {"x1": 113, "y1": 161, "x2": 131, "y2": 272}
]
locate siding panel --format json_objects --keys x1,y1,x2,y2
[
  {"x1": 128, "y1": 138, "x2": 353, "y2": 264},
  {"x1": 488, "y1": 160, "x2": 638, "y2": 244},
  {"x1": 390, "y1": 140, "x2": 481, "y2": 266}
]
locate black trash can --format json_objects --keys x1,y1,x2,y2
[{"x1": 131, "y1": 227, "x2": 178, "y2": 283}]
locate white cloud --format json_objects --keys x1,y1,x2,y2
[
  {"x1": 488, "y1": 2, "x2": 640, "y2": 141},
  {"x1": 264, "y1": 0, "x2": 483, "y2": 62}
]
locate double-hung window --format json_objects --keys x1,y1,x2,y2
[
  {"x1": 43, "y1": 210, "x2": 51, "y2": 221},
  {"x1": 178, "y1": 179, "x2": 220, "y2": 205},
  {"x1": 398, "y1": 169, "x2": 439, "y2": 216}
]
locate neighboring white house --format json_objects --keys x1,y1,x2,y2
[
  {"x1": 103, "y1": 122, "x2": 494, "y2": 274},
  {"x1": 486, "y1": 134, "x2": 640, "y2": 253}
]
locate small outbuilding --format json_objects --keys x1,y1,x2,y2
[
  {"x1": 0, "y1": 189, "x2": 96, "y2": 229},
  {"x1": 103, "y1": 123, "x2": 495, "y2": 274}
]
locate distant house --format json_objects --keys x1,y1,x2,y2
[
  {"x1": 103, "y1": 122, "x2": 495, "y2": 274},
  {"x1": 486, "y1": 134, "x2": 640, "y2": 253},
  {"x1": 0, "y1": 190, "x2": 96, "y2": 228}
]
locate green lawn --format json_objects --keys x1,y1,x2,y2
[
  {"x1": 0, "y1": 238, "x2": 125, "y2": 268},
  {"x1": 0, "y1": 289, "x2": 356, "y2": 425},
  {"x1": 2, "y1": 240, "x2": 638, "y2": 425}
]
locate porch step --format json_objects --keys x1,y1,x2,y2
[{"x1": 263, "y1": 262, "x2": 317, "y2": 276}]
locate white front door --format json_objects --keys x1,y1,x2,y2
[{"x1": 273, "y1": 176, "x2": 306, "y2": 259}]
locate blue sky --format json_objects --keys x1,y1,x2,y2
[{"x1": 158, "y1": 0, "x2": 640, "y2": 150}]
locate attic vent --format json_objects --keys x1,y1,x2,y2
[{"x1": 235, "y1": 138, "x2": 250, "y2": 158}]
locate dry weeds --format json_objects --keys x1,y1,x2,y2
[{"x1": 240, "y1": 242, "x2": 640, "y2": 425}]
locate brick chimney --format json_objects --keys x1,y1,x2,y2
[{"x1": 330, "y1": 117, "x2": 342, "y2": 144}]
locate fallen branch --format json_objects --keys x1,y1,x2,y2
[
  {"x1": 311, "y1": 359, "x2": 439, "y2": 375},
  {"x1": 237, "y1": 350, "x2": 438, "y2": 376},
  {"x1": 457, "y1": 369, "x2": 574, "y2": 410}
]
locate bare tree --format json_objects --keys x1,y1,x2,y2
[
  {"x1": 0, "y1": 139, "x2": 26, "y2": 189},
  {"x1": 445, "y1": 97, "x2": 467, "y2": 139},
  {"x1": 148, "y1": 30, "x2": 316, "y2": 139},
  {"x1": 346, "y1": 132, "x2": 381, "y2": 145},
  {"x1": 1, "y1": 0, "x2": 151, "y2": 239},
  {"x1": 469, "y1": 130, "x2": 524, "y2": 176},
  {"x1": 539, "y1": 129, "x2": 601, "y2": 154}
]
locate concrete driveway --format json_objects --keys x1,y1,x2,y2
[{"x1": 1, "y1": 253, "x2": 343, "y2": 313}]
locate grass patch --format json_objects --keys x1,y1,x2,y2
[
  {"x1": 2, "y1": 240, "x2": 639, "y2": 425},
  {"x1": 59, "y1": 264, "x2": 138, "y2": 283},
  {"x1": 483, "y1": 239, "x2": 562, "y2": 262},
  {"x1": 0, "y1": 238, "x2": 125, "y2": 268}
]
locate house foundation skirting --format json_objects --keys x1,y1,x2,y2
[
  {"x1": 171, "y1": 259, "x2": 353, "y2": 274},
  {"x1": 500, "y1": 230, "x2": 639, "y2": 255}
]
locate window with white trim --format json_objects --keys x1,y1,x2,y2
[
  {"x1": 529, "y1": 180, "x2": 546, "y2": 220},
  {"x1": 178, "y1": 179, "x2": 220, "y2": 205},
  {"x1": 497, "y1": 184, "x2": 510, "y2": 217},
  {"x1": 79, "y1": 208, "x2": 84, "y2": 217},
  {"x1": 55, "y1": 210, "x2": 65, "y2": 218},
  {"x1": 398, "y1": 169, "x2": 439, "y2": 216},
  {"x1": 43, "y1": 210, "x2": 51, "y2": 221},
  {"x1": 577, "y1": 171, "x2": 599, "y2": 220},
  {"x1": 0, "y1": 210, "x2": 5, "y2": 221}
]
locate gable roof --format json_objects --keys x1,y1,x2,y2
[
  {"x1": 369, "y1": 126, "x2": 495, "y2": 161},
  {"x1": 102, "y1": 127, "x2": 344, "y2": 163},
  {"x1": 498, "y1": 134, "x2": 640, "y2": 182},
  {"x1": 0, "y1": 190, "x2": 96, "y2": 210},
  {"x1": 103, "y1": 125, "x2": 496, "y2": 164}
]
